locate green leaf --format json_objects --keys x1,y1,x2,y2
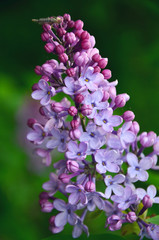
[
  {"x1": 147, "y1": 215, "x2": 159, "y2": 225},
  {"x1": 121, "y1": 222, "x2": 140, "y2": 236}
]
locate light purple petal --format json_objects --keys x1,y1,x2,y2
[
  {"x1": 139, "y1": 157, "x2": 153, "y2": 170},
  {"x1": 72, "y1": 225, "x2": 83, "y2": 238},
  {"x1": 66, "y1": 185, "x2": 78, "y2": 193},
  {"x1": 128, "y1": 167, "x2": 137, "y2": 178},
  {"x1": 137, "y1": 170, "x2": 148, "y2": 181},
  {"x1": 68, "y1": 212, "x2": 77, "y2": 225},
  {"x1": 38, "y1": 79, "x2": 49, "y2": 90},
  {"x1": 53, "y1": 199, "x2": 66, "y2": 211},
  {"x1": 55, "y1": 211, "x2": 68, "y2": 227},
  {"x1": 154, "y1": 197, "x2": 159, "y2": 203},
  {"x1": 109, "y1": 115, "x2": 123, "y2": 127},
  {"x1": 67, "y1": 141, "x2": 79, "y2": 153},
  {"x1": 40, "y1": 94, "x2": 50, "y2": 106},
  {"x1": 127, "y1": 153, "x2": 138, "y2": 166},
  {"x1": 105, "y1": 186, "x2": 112, "y2": 198},
  {"x1": 112, "y1": 185, "x2": 124, "y2": 196},
  {"x1": 147, "y1": 185, "x2": 156, "y2": 198},
  {"x1": 135, "y1": 188, "x2": 146, "y2": 200},
  {"x1": 31, "y1": 90, "x2": 45, "y2": 100},
  {"x1": 69, "y1": 192, "x2": 80, "y2": 205},
  {"x1": 46, "y1": 139, "x2": 59, "y2": 149},
  {"x1": 113, "y1": 174, "x2": 125, "y2": 184},
  {"x1": 122, "y1": 131, "x2": 136, "y2": 143}
]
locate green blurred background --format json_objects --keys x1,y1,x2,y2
[{"x1": 1, "y1": 0, "x2": 159, "y2": 239}]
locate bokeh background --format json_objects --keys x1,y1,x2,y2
[{"x1": 1, "y1": 0, "x2": 159, "y2": 239}]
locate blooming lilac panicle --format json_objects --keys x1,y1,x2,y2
[{"x1": 27, "y1": 14, "x2": 159, "y2": 239}]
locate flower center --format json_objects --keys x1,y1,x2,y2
[
  {"x1": 135, "y1": 166, "x2": 140, "y2": 171},
  {"x1": 77, "y1": 152, "x2": 81, "y2": 156},
  {"x1": 102, "y1": 161, "x2": 106, "y2": 166},
  {"x1": 47, "y1": 91, "x2": 51, "y2": 95},
  {"x1": 103, "y1": 119, "x2": 107, "y2": 124},
  {"x1": 85, "y1": 78, "x2": 90, "y2": 82},
  {"x1": 90, "y1": 132, "x2": 95, "y2": 137}
]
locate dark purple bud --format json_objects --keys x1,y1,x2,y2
[
  {"x1": 98, "y1": 58, "x2": 108, "y2": 69},
  {"x1": 94, "y1": 66, "x2": 101, "y2": 73},
  {"x1": 71, "y1": 119, "x2": 80, "y2": 129},
  {"x1": 44, "y1": 43, "x2": 55, "y2": 53},
  {"x1": 126, "y1": 212, "x2": 137, "y2": 223},
  {"x1": 49, "y1": 216, "x2": 56, "y2": 226},
  {"x1": 75, "y1": 94, "x2": 84, "y2": 104},
  {"x1": 32, "y1": 83, "x2": 40, "y2": 91},
  {"x1": 143, "y1": 195, "x2": 153, "y2": 208},
  {"x1": 85, "y1": 181, "x2": 95, "y2": 192},
  {"x1": 81, "y1": 39, "x2": 91, "y2": 50},
  {"x1": 55, "y1": 45, "x2": 65, "y2": 54},
  {"x1": 115, "y1": 95, "x2": 126, "y2": 108},
  {"x1": 75, "y1": 29, "x2": 83, "y2": 38},
  {"x1": 57, "y1": 27, "x2": 66, "y2": 37},
  {"x1": 122, "y1": 110, "x2": 135, "y2": 122},
  {"x1": 65, "y1": 32, "x2": 76, "y2": 44},
  {"x1": 92, "y1": 53, "x2": 101, "y2": 62},
  {"x1": 51, "y1": 102, "x2": 64, "y2": 113},
  {"x1": 41, "y1": 32, "x2": 50, "y2": 41},
  {"x1": 58, "y1": 53, "x2": 68, "y2": 63},
  {"x1": 107, "y1": 215, "x2": 122, "y2": 231},
  {"x1": 69, "y1": 129, "x2": 81, "y2": 140},
  {"x1": 130, "y1": 121, "x2": 140, "y2": 135},
  {"x1": 41, "y1": 75, "x2": 49, "y2": 81},
  {"x1": 39, "y1": 191, "x2": 49, "y2": 200},
  {"x1": 40, "y1": 199, "x2": 54, "y2": 212},
  {"x1": 68, "y1": 20, "x2": 75, "y2": 28},
  {"x1": 66, "y1": 68, "x2": 75, "y2": 77},
  {"x1": 43, "y1": 23, "x2": 51, "y2": 32},
  {"x1": 102, "y1": 69, "x2": 111, "y2": 79},
  {"x1": 75, "y1": 20, "x2": 84, "y2": 30},
  {"x1": 63, "y1": 13, "x2": 71, "y2": 22},
  {"x1": 68, "y1": 106, "x2": 78, "y2": 116},
  {"x1": 81, "y1": 104, "x2": 92, "y2": 116},
  {"x1": 102, "y1": 90, "x2": 109, "y2": 101},
  {"x1": 34, "y1": 65, "x2": 42, "y2": 75},
  {"x1": 39, "y1": 106, "x2": 46, "y2": 116},
  {"x1": 27, "y1": 118, "x2": 37, "y2": 128},
  {"x1": 81, "y1": 31, "x2": 90, "y2": 40},
  {"x1": 67, "y1": 160, "x2": 79, "y2": 173}
]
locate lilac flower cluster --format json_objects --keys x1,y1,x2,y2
[{"x1": 27, "y1": 14, "x2": 159, "y2": 239}]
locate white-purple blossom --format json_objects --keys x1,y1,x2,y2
[{"x1": 104, "y1": 174, "x2": 125, "y2": 199}]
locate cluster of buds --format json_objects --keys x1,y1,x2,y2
[{"x1": 27, "y1": 14, "x2": 159, "y2": 239}]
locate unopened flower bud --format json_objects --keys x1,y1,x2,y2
[
  {"x1": 92, "y1": 53, "x2": 101, "y2": 62},
  {"x1": 68, "y1": 20, "x2": 75, "y2": 28},
  {"x1": 68, "y1": 106, "x2": 78, "y2": 116},
  {"x1": 69, "y1": 129, "x2": 81, "y2": 140},
  {"x1": 143, "y1": 195, "x2": 153, "y2": 208},
  {"x1": 43, "y1": 23, "x2": 51, "y2": 32},
  {"x1": 55, "y1": 45, "x2": 65, "y2": 54},
  {"x1": 140, "y1": 131, "x2": 157, "y2": 147},
  {"x1": 67, "y1": 160, "x2": 79, "y2": 173},
  {"x1": 94, "y1": 66, "x2": 101, "y2": 73},
  {"x1": 65, "y1": 32, "x2": 76, "y2": 44},
  {"x1": 41, "y1": 32, "x2": 50, "y2": 41},
  {"x1": 44, "y1": 43, "x2": 55, "y2": 53},
  {"x1": 122, "y1": 111, "x2": 135, "y2": 122},
  {"x1": 66, "y1": 68, "x2": 75, "y2": 77},
  {"x1": 40, "y1": 199, "x2": 54, "y2": 212},
  {"x1": 107, "y1": 215, "x2": 122, "y2": 231},
  {"x1": 57, "y1": 28, "x2": 66, "y2": 37},
  {"x1": 59, "y1": 173, "x2": 71, "y2": 183},
  {"x1": 98, "y1": 58, "x2": 108, "y2": 69},
  {"x1": 71, "y1": 119, "x2": 80, "y2": 129},
  {"x1": 75, "y1": 94, "x2": 84, "y2": 104},
  {"x1": 109, "y1": 86, "x2": 116, "y2": 100},
  {"x1": 75, "y1": 29, "x2": 83, "y2": 38},
  {"x1": 27, "y1": 118, "x2": 37, "y2": 128},
  {"x1": 63, "y1": 13, "x2": 71, "y2": 22},
  {"x1": 51, "y1": 102, "x2": 64, "y2": 113},
  {"x1": 102, "y1": 69, "x2": 111, "y2": 79},
  {"x1": 75, "y1": 20, "x2": 84, "y2": 30},
  {"x1": 130, "y1": 121, "x2": 140, "y2": 135},
  {"x1": 80, "y1": 104, "x2": 92, "y2": 116},
  {"x1": 39, "y1": 191, "x2": 49, "y2": 200},
  {"x1": 34, "y1": 65, "x2": 42, "y2": 75},
  {"x1": 39, "y1": 106, "x2": 46, "y2": 116},
  {"x1": 42, "y1": 63, "x2": 53, "y2": 75},
  {"x1": 115, "y1": 95, "x2": 126, "y2": 108},
  {"x1": 81, "y1": 31, "x2": 90, "y2": 40},
  {"x1": 58, "y1": 53, "x2": 68, "y2": 63},
  {"x1": 153, "y1": 140, "x2": 159, "y2": 155},
  {"x1": 85, "y1": 181, "x2": 95, "y2": 192},
  {"x1": 126, "y1": 212, "x2": 137, "y2": 223},
  {"x1": 32, "y1": 83, "x2": 40, "y2": 91},
  {"x1": 81, "y1": 39, "x2": 91, "y2": 50},
  {"x1": 102, "y1": 90, "x2": 109, "y2": 101}
]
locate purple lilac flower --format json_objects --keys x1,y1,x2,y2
[
  {"x1": 32, "y1": 79, "x2": 55, "y2": 105},
  {"x1": 104, "y1": 174, "x2": 125, "y2": 199},
  {"x1": 82, "y1": 89, "x2": 108, "y2": 118},
  {"x1": 147, "y1": 224, "x2": 159, "y2": 240},
  {"x1": 63, "y1": 77, "x2": 83, "y2": 95},
  {"x1": 66, "y1": 184, "x2": 87, "y2": 205},
  {"x1": 80, "y1": 122, "x2": 106, "y2": 149},
  {"x1": 36, "y1": 148, "x2": 52, "y2": 166},
  {"x1": 27, "y1": 123, "x2": 48, "y2": 144},
  {"x1": 87, "y1": 192, "x2": 105, "y2": 211},
  {"x1": 41, "y1": 105, "x2": 63, "y2": 129},
  {"x1": 46, "y1": 128, "x2": 69, "y2": 152},
  {"x1": 117, "y1": 121, "x2": 136, "y2": 148},
  {"x1": 72, "y1": 216, "x2": 89, "y2": 238},
  {"x1": 136, "y1": 185, "x2": 159, "y2": 203},
  {"x1": 94, "y1": 108, "x2": 122, "y2": 132},
  {"x1": 127, "y1": 153, "x2": 153, "y2": 181},
  {"x1": 111, "y1": 186, "x2": 137, "y2": 210},
  {"x1": 54, "y1": 199, "x2": 77, "y2": 227},
  {"x1": 94, "y1": 149, "x2": 120, "y2": 174},
  {"x1": 78, "y1": 67, "x2": 104, "y2": 91},
  {"x1": 66, "y1": 141, "x2": 87, "y2": 160}
]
